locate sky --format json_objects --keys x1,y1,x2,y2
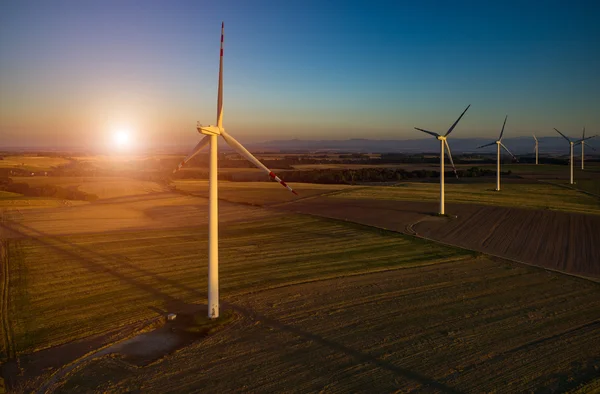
[{"x1": 1, "y1": 0, "x2": 599, "y2": 150}]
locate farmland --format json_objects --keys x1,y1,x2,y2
[
  {"x1": 332, "y1": 182, "x2": 600, "y2": 215},
  {"x1": 51, "y1": 257, "x2": 600, "y2": 393},
  {"x1": 1, "y1": 157, "x2": 600, "y2": 392},
  {"x1": 278, "y1": 194, "x2": 600, "y2": 278},
  {"x1": 9, "y1": 176, "x2": 168, "y2": 200},
  {"x1": 0, "y1": 156, "x2": 70, "y2": 172},
  {"x1": 5, "y1": 210, "x2": 468, "y2": 354},
  {"x1": 174, "y1": 180, "x2": 352, "y2": 205},
  {"x1": 1, "y1": 199, "x2": 474, "y2": 391}
]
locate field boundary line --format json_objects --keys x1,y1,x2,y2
[
  {"x1": 276, "y1": 208, "x2": 600, "y2": 285},
  {"x1": 173, "y1": 184, "x2": 371, "y2": 208},
  {"x1": 537, "y1": 179, "x2": 600, "y2": 200},
  {"x1": 268, "y1": 186, "x2": 371, "y2": 208}
]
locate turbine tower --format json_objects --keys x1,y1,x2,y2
[
  {"x1": 532, "y1": 134, "x2": 539, "y2": 165},
  {"x1": 415, "y1": 104, "x2": 470, "y2": 215},
  {"x1": 553, "y1": 128, "x2": 596, "y2": 185},
  {"x1": 580, "y1": 127, "x2": 598, "y2": 170},
  {"x1": 477, "y1": 116, "x2": 517, "y2": 191},
  {"x1": 174, "y1": 23, "x2": 297, "y2": 319}
]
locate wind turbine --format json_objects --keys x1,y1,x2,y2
[
  {"x1": 532, "y1": 134, "x2": 539, "y2": 165},
  {"x1": 476, "y1": 116, "x2": 517, "y2": 192},
  {"x1": 580, "y1": 127, "x2": 597, "y2": 170},
  {"x1": 174, "y1": 23, "x2": 297, "y2": 319},
  {"x1": 553, "y1": 128, "x2": 596, "y2": 184},
  {"x1": 415, "y1": 104, "x2": 470, "y2": 215}
]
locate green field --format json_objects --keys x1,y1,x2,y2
[
  {"x1": 572, "y1": 179, "x2": 600, "y2": 196},
  {"x1": 333, "y1": 182, "x2": 600, "y2": 215},
  {"x1": 174, "y1": 180, "x2": 354, "y2": 205},
  {"x1": 0, "y1": 156, "x2": 70, "y2": 172},
  {"x1": 0, "y1": 194, "x2": 82, "y2": 210},
  {"x1": 4, "y1": 214, "x2": 472, "y2": 354},
  {"x1": 9, "y1": 177, "x2": 168, "y2": 200}
]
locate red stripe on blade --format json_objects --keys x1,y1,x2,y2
[{"x1": 269, "y1": 172, "x2": 276, "y2": 178}]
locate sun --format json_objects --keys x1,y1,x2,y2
[{"x1": 113, "y1": 129, "x2": 131, "y2": 149}]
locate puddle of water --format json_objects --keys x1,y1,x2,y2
[{"x1": 100, "y1": 325, "x2": 193, "y2": 366}]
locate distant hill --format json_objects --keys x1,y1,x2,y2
[{"x1": 244, "y1": 137, "x2": 597, "y2": 156}]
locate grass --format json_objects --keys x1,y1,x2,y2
[
  {"x1": 572, "y1": 179, "x2": 600, "y2": 196},
  {"x1": 0, "y1": 156, "x2": 70, "y2": 172},
  {"x1": 9, "y1": 177, "x2": 167, "y2": 200},
  {"x1": 332, "y1": 182, "x2": 600, "y2": 215},
  {"x1": 5, "y1": 213, "x2": 472, "y2": 355},
  {"x1": 0, "y1": 195, "x2": 82, "y2": 210},
  {"x1": 174, "y1": 180, "x2": 354, "y2": 205}
]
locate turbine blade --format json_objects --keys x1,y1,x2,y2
[
  {"x1": 499, "y1": 115, "x2": 508, "y2": 140},
  {"x1": 582, "y1": 127, "x2": 585, "y2": 139},
  {"x1": 532, "y1": 133, "x2": 538, "y2": 142},
  {"x1": 220, "y1": 130, "x2": 297, "y2": 195},
  {"x1": 500, "y1": 142, "x2": 518, "y2": 161},
  {"x1": 444, "y1": 140, "x2": 459, "y2": 179},
  {"x1": 444, "y1": 104, "x2": 471, "y2": 137},
  {"x1": 477, "y1": 141, "x2": 496, "y2": 149},
  {"x1": 587, "y1": 143, "x2": 597, "y2": 151},
  {"x1": 554, "y1": 128, "x2": 571, "y2": 142},
  {"x1": 414, "y1": 127, "x2": 440, "y2": 138},
  {"x1": 574, "y1": 135, "x2": 597, "y2": 144},
  {"x1": 216, "y1": 22, "x2": 224, "y2": 128},
  {"x1": 173, "y1": 136, "x2": 210, "y2": 173}
]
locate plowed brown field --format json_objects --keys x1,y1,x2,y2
[
  {"x1": 277, "y1": 197, "x2": 600, "y2": 278},
  {"x1": 414, "y1": 203, "x2": 600, "y2": 278}
]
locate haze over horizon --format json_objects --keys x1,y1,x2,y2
[{"x1": 1, "y1": 0, "x2": 599, "y2": 151}]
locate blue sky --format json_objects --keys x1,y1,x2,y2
[{"x1": 0, "y1": 0, "x2": 599, "y2": 148}]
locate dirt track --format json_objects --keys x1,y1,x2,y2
[{"x1": 276, "y1": 197, "x2": 600, "y2": 278}]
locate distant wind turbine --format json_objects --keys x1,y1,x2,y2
[
  {"x1": 580, "y1": 127, "x2": 597, "y2": 170},
  {"x1": 532, "y1": 134, "x2": 539, "y2": 165},
  {"x1": 415, "y1": 104, "x2": 470, "y2": 215},
  {"x1": 553, "y1": 128, "x2": 596, "y2": 184},
  {"x1": 477, "y1": 116, "x2": 517, "y2": 192},
  {"x1": 174, "y1": 23, "x2": 297, "y2": 319}
]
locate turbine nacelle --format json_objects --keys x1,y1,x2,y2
[{"x1": 197, "y1": 123, "x2": 222, "y2": 136}]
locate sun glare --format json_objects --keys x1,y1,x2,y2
[{"x1": 113, "y1": 130, "x2": 131, "y2": 149}]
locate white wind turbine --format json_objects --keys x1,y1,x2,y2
[
  {"x1": 532, "y1": 134, "x2": 539, "y2": 165},
  {"x1": 415, "y1": 104, "x2": 470, "y2": 215},
  {"x1": 476, "y1": 116, "x2": 517, "y2": 192},
  {"x1": 174, "y1": 23, "x2": 297, "y2": 319},
  {"x1": 580, "y1": 127, "x2": 597, "y2": 170},
  {"x1": 553, "y1": 128, "x2": 596, "y2": 184}
]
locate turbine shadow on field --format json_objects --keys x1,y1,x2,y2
[
  {"x1": 92, "y1": 192, "x2": 177, "y2": 205},
  {"x1": 1, "y1": 220, "x2": 193, "y2": 313},
  {"x1": 1, "y1": 220, "x2": 461, "y2": 392},
  {"x1": 222, "y1": 301, "x2": 462, "y2": 394}
]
